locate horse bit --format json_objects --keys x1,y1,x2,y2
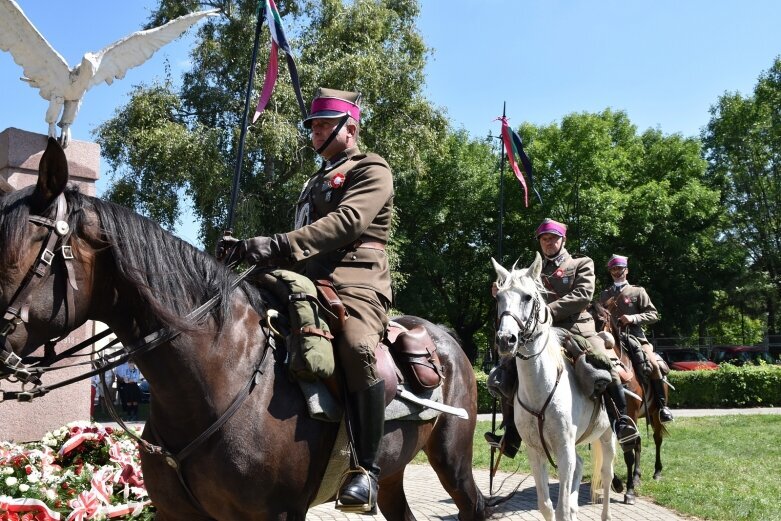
[{"x1": 0, "y1": 193, "x2": 78, "y2": 388}]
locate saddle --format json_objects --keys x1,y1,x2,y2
[{"x1": 253, "y1": 270, "x2": 444, "y2": 405}]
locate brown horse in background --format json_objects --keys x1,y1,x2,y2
[
  {"x1": 0, "y1": 139, "x2": 489, "y2": 520},
  {"x1": 591, "y1": 302, "x2": 669, "y2": 505}
]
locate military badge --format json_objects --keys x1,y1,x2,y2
[
  {"x1": 329, "y1": 172, "x2": 346, "y2": 189},
  {"x1": 553, "y1": 268, "x2": 564, "y2": 278},
  {"x1": 624, "y1": 297, "x2": 632, "y2": 305}
]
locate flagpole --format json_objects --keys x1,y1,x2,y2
[
  {"x1": 225, "y1": 1, "x2": 266, "y2": 234},
  {"x1": 488, "y1": 101, "x2": 508, "y2": 496}
]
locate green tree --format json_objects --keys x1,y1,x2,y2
[
  {"x1": 95, "y1": 0, "x2": 446, "y2": 250},
  {"x1": 393, "y1": 130, "x2": 498, "y2": 361},
  {"x1": 702, "y1": 56, "x2": 781, "y2": 334},
  {"x1": 503, "y1": 111, "x2": 735, "y2": 339}
]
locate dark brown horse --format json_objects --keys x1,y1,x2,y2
[
  {"x1": 0, "y1": 139, "x2": 488, "y2": 520},
  {"x1": 590, "y1": 302, "x2": 669, "y2": 505}
]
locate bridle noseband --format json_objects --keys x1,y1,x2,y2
[{"x1": 0, "y1": 193, "x2": 77, "y2": 385}]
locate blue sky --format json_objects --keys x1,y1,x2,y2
[{"x1": 2, "y1": 1, "x2": 781, "y2": 245}]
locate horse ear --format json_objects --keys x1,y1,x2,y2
[
  {"x1": 491, "y1": 257, "x2": 510, "y2": 282},
  {"x1": 32, "y1": 137, "x2": 69, "y2": 211},
  {"x1": 529, "y1": 252, "x2": 543, "y2": 280}
]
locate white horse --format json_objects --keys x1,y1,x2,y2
[{"x1": 492, "y1": 253, "x2": 615, "y2": 521}]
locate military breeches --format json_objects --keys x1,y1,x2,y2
[
  {"x1": 641, "y1": 341, "x2": 663, "y2": 380},
  {"x1": 337, "y1": 287, "x2": 390, "y2": 392}
]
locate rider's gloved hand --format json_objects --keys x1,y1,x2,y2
[
  {"x1": 244, "y1": 233, "x2": 292, "y2": 266},
  {"x1": 215, "y1": 235, "x2": 246, "y2": 264}
]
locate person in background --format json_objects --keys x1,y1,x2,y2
[
  {"x1": 600, "y1": 254, "x2": 673, "y2": 423},
  {"x1": 116, "y1": 361, "x2": 142, "y2": 421}
]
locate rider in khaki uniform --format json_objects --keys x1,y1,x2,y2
[
  {"x1": 217, "y1": 88, "x2": 392, "y2": 513},
  {"x1": 600, "y1": 254, "x2": 673, "y2": 422},
  {"x1": 487, "y1": 219, "x2": 638, "y2": 455}
]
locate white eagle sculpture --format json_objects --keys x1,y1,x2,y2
[{"x1": 0, "y1": 1, "x2": 219, "y2": 147}]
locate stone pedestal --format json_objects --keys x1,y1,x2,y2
[{"x1": 0, "y1": 127, "x2": 100, "y2": 442}]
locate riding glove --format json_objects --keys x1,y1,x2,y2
[
  {"x1": 244, "y1": 234, "x2": 291, "y2": 266},
  {"x1": 216, "y1": 234, "x2": 291, "y2": 267}
]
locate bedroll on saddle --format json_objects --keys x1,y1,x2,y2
[{"x1": 254, "y1": 269, "x2": 335, "y2": 381}]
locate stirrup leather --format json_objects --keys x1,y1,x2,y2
[{"x1": 335, "y1": 466, "x2": 377, "y2": 513}]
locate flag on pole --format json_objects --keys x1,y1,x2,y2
[
  {"x1": 252, "y1": 0, "x2": 307, "y2": 122},
  {"x1": 498, "y1": 116, "x2": 542, "y2": 207}
]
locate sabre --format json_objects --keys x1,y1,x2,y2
[{"x1": 395, "y1": 387, "x2": 469, "y2": 420}]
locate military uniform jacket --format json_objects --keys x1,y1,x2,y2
[
  {"x1": 541, "y1": 248, "x2": 597, "y2": 335},
  {"x1": 285, "y1": 146, "x2": 393, "y2": 302},
  {"x1": 599, "y1": 284, "x2": 658, "y2": 340}
]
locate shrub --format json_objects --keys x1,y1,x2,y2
[{"x1": 667, "y1": 364, "x2": 781, "y2": 408}]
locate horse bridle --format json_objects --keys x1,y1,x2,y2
[
  {"x1": 497, "y1": 292, "x2": 550, "y2": 360},
  {"x1": 0, "y1": 193, "x2": 78, "y2": 386}
]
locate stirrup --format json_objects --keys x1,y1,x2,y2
[
  {"x1": 615, "y1": 416, "x2": 640, "y2": 446},
  {"x1": 335, "y1": 467, "x2": 377, "y2": 514}
]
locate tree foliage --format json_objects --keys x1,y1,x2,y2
[{"x1": 703, "y1": 56, "x2": 781, "y2": 333}]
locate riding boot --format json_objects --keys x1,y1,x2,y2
[
  {"x1": 605, "y1": 380, "x2": 639, "y2": 452},
  {"x1": 484, "y1": 395, "x2": 521, "y2": 458},
  {"x1": 338, "y1": 380, "x2": 385, "y2": 514},
  {"x1": 651, "y1": 378, "x2": 674, "y2": 423}
]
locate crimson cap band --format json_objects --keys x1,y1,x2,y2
[
  {"x1": 607, "y1": 254, "x2": 628, "y2": 268},
  {"x1": 303, "y1": 87, "x2": 361, "y2": 128},
  {"x1": 535, "y1": 218, "x2": 567, "y2": 238}
]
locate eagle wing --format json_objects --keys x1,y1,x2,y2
[
  {"x1": 0, "y1": 0, "x2": 71, "y2": 100},
  {"x1": 89, "y1": 9, "x2": 219, "y2": 88}
]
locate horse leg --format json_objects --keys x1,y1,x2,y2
[
  {"x1": 377, "y1": 469, "x2": 416, "y2": 521},
  {"x1": 622, "y1": 445, "x2": 636, "y2": 505},
  {"x1": 528, "y1": 451, "x2": 554, "y2": 521},
  {"x1": 568, "y1": 451, "x2": 584, "y2": 521},
  {"x1": 551, "y1": 441, "x2": 576, "y2": 521},
  {"x1": 424, "y1": 416, "x2": 486, "y2": 520},
  {"x1": 597, "y1": 430, "x2": 615, "y2": 521},
  {"x1": 653, "y1": 428, "x2": 664, "y2": 480},
  {"x1": 634, "y1": 436, "x2": 643, "y2": 487}
]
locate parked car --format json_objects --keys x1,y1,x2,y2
[
  {"x1": 660, "y1": 349, "x2": 719, "y2": 371},
  {"x1": 710, "y1": 346, "x2": 776, "y2": 366}
]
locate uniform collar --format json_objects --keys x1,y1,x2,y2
[
  {"x1": 613, "y1": 282, "x2": 628, "y2": 292},
  {"x1": 323, "y1": 146, "x2": 360, "y2": 171},
  {"x1": 544, "y1": 247, "x2": 569, "y2": 268}
]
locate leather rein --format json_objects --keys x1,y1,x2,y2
[{"x1": 0, "y1": 192, "x2": 271, "y2": 516}]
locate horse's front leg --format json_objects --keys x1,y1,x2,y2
[
  {"x1": 553, "y1": 441, "x2": 577, "y2": 521},
  {"x1": 569, "y1": 451, "x2": 584, "y2": 520},
  {"x1": 653, "y1": 429, "x2": 664, "y2": 480},
  {"x1": 527, "y1": 449, "x2": 554, "y2": 521}
]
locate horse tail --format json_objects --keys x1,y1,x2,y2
[{"x1": 590, "y1": 438, "x2": 604, "y2": 503}]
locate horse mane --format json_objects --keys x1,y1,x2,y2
[{"x1": 0, "y1": 185, "x2": 264, "y2": 332}]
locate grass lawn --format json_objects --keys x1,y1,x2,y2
[{"x1": 462, "y1": 415, "x2": 781, "y2": 521}]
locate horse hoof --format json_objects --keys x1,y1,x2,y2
[
  {"x1": 653, "y1": 472, "x2": 662, "y2": 480},
  {"x1": 610, "y1": 477, "x2": 623, "y2": 494},
  {"x1": 624, "y1": 493, "x2": 636, "y2": 505}
]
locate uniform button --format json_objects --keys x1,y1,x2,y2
[
  {"x1": 351, "y1": 254, "x2": 357, "y2": 260},
  {"x1": 303, "y1": 249, "x2": 310, "y2": 257}
]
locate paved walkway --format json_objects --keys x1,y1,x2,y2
[
  {"x1": 306, "y1": 464, "x2": 687, "y2": 520},
  {"x1": 307, "y1": 408, "x2": 781, "y2": 520}
]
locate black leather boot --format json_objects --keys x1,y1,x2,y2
[
  {"x1": 338, "y1": 380, "x2": 385, "y2": 514},
  {"x1": 651, "y1": 378, "x2": 674, "y2": 423},
  {"x1": 484, "y1": 393, "x2": 521, "y2": 457},
  {"x1": 606, "y1": 381, "x2": 639, "y2": 452}
]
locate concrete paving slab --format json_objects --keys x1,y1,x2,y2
[{"x1": 307, "y1": 464, "x2": 690, "y2": 520}]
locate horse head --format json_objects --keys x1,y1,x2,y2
[
  {"x1": 491, "y1": 252, "x2": 550, "y2": 359},
  {"x1": 0, "y1": 138, "x2": 106, "y2": 387}
]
